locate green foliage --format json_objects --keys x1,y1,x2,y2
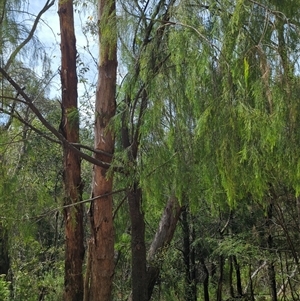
[
  {"x1": 12, "y1": 258, "x2": 64, "y2": 301},
  {"x1": 67, "y1": 106, "x2": 80, "y2": 128},
  {"x1": 99, "y1": 0, "x2": 117, "y2": 61},
  {"x1": 0, "y1": 275, "x2": 10, "y2": 301},
  {"x1": 0, "y1": 68, "x2": 64, "y2": 300},
  {"x1": 3, "y1": 0, "x2": 300, "y2": 300},
  {"x1": 212, "y1": 236, "x2": 260, "y2": 259}
]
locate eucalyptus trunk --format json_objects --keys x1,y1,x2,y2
[
  {"x1": 88, "y1": 0, "x2": 117, "y2": 300},
  {"x1": 58, "y1": 1, "x2": 84, "y2": 300}
]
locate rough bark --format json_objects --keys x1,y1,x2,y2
[
  {"x1": 88, "y1": 0, "x2": 117, "y2": 300},
  {"x1": 58, "y1": 1, "x2": 84, "y2": 300}
]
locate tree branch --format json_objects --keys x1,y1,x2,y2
[
  {"x1": 0, "y1": 66, "x2": 121, "y2": 170},
  {"x1": 4, "y1": 0, "x2": 55, "y2": 71}
]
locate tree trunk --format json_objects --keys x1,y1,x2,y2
[
  {"x1": 0, "y1": 223, "x2": 9, "y2": 276},
  {"x1": 182, "y1": 207, "x2": 196, "y2": 301},
  {"x1": 248, "y1": 264, "x2": 255, "y2": 301},
  {"x1": 229, "y1": 256, "x2": 234, "y2": 298},
  {"x1": 200, "y1": 257, "x2": 210, "y2": 301},
  {"x1": 190, "y1": 224, "x2": 197, "y2": 301},
  {"x1": 267, "y1": 203, "x2": 277, "y2": 301},
  {"x1": 233, "y1": 255, "x2": 243, "y2": 296},
  {"x1": 88, "y1": 0, "x2": 117, "y2": 300},
  {"x1": 147, "y1": 196, "x2": 182, "y2": 300},
  {"x1": 121, "y1": 92, "x2": 148, "y2": 301},
  {"x1": 217, "y1": 255, "x2": 224, "y2": 301},
  {"x1": 182, "y1": 207, "x2": 190, "y2": 300},
  {"x1": 121, "y1": 82, "x2": 148, "y2": 301},
  {"x1": 128, "y1": 184, "x2": 148, "y2": 301},
  {"x1": 58, "y1": 1, "x2": 84, "y2": 300}
]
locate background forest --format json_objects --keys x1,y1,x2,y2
[{"x1": 1, "y1": 0, "x2": 300, "y2": 301}]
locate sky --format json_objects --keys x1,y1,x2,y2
[{"x1": 26, "y1": 1, "x2": 99, "y2": 104}]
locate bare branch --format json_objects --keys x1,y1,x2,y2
[
  {"x1": 0, "y1": 66, "x2": 122, "y2": 170},
  {"x1": 0, "y1": 188, "x2": 127, "y2": 222}
]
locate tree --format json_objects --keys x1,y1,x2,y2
[
  {"x1": 87, "y1": 0, "x2": 117, "y2": 300},
  {"x1": 3, "y1": 0, "x2": 300, "y2": 300},
  {"x1": 0, "y1": 1, "x2": 58, "y2": 297},
  {"x1": 0, "y1": 65, "x2": 65, "y2": 300},
  {"x1": 117, "y1": 1, "x2": 184, "y2": 300},
  {"x1": 58, "y1": 0, "x2": 84, "y2": 300}
]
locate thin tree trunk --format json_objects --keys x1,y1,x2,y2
[
  {"x1": 121, "y1": 2, "x2": 178, "y2": 299},
  {"x1": 83, "y1": 240, "x2": 92, "y2": 301},
  {"x1": 58, "y1": 1, "x2": 84, "y2": 300},
  {"x1": 267, "y1": 203, "x2": 277, "y2": 301},
  {"x1": 268, "y1": 262, "x2": 277, "y2": 301},
  {"x1": 229, "y1": 256, "x2": 234, "y2": 298},
  {"x1": 129, "y1": 184, "x2": 148, "y2": 301},
  {"x1": 121, "y1": 80, "x2": 148, "y2": 301},
  {"x1": 121, "y1": 92, "x2": 148, "y2": 301},
  {"x1": 190, "y1": 225, "x2": 197, "y2": 301},
  {"x1": 217, "y1": 255, "x2": 224, "y2": 301},
  {"x1": 248, "y1": 264, "x2": 255, "y2": 301},
  {"x1": 182, "y1": 207, "x2": 192, "y2": 301},
  {"x1": 200, "y1": 257, "x2": 210, "y2": 301},
  {"x1": 0, "y1": 223, "x2": 9, "y2": 276},
  {"x1": 233, "y1": 255, "x2": 243, "y2": 296},
  {"x1": 88, "y1": 0, "x2": 117, "y2": 300},
  {"x1": 182, "y1": 207, "x2": 196, "y2": 301}
]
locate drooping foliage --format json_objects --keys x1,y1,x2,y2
[
  {"x1": 112, "y1": 1, "x2": 300, "y2": 300},
  {"x1": 2, "y1": 0, "x2": 300, "y2": 300}
]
